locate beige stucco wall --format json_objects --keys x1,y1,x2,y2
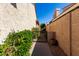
[{"x1": 0, "y1": 3, "x2": 36, "y2": 44}]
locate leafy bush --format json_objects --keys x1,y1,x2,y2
[
  {"x1": 0, "y1": 45, "x2": 3, "y2": 56},
  {"x1": 32, "y1": 28, "x2": 40, "y2": 39},
  {"x1": 0, "y1": 30, "x2": 33, "y2": 56}
]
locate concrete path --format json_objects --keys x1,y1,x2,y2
[
  {"x1": 31, "y1": 31, "x2": 66, "y2": 56},
  {"x1": 32, "y1": 41, "x2": 52, "y2": 56},
  {"x1": 32, "y1": 31, "x2": 52, "y2": 56}
]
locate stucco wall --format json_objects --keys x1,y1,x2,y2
[{"x1": 0, "y1": 3, "x2": 36, "y2": 44}]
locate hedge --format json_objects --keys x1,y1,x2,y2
[{"x1": 0, "y1": 30, "x2": 33, "y2": 56}]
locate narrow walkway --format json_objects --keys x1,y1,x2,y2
[
  {"x1": 32, "y1": 31, "x2": 52, "y2": 56},
  {"x1": 31, "y1": 31, "x2": 66, "y2": 56},
  {"x1": 32, "y1": 42, "x2": 52, "y2": 56}
]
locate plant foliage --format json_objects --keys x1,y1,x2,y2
[
  {"x1": 32, "y1": 28, "x2": 40, "y2": 39},
  {"x1": 0, "y1": 30, "x2": 33, "y2": 56}
]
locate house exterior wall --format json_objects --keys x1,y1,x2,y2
[
  {"x1": 0, "y1": 3, "x2": 36, "y2": 44},
  {"x1": 46, "y1": 4, "x2": 79, "y2": 55}
]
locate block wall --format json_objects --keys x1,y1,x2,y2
[
  {"x1": 71, "y1": 8, "x2": 79, "y2": 56},
  {"x1": 46, "y1": 6, "x2": 79, "y2": 56}
]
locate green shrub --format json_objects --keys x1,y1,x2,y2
[
  {"x1": 32, "y1": 28, "x2": 40, "y2": 39},
  {"x1": 0, "y1": 30, "x2": 33, "y2": 56},
  {"x1": 0, "y1": 45, "x2": 3, "y2": 56}
]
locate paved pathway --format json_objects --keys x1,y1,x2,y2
[
  {"x1": 32, "y1": 42, "x2": 52, "y2": 56},
  {"x1": 32, "y1": 31, "x2": 52, "y2": 56},
  {"x1": 31, "y1": 31, "x2": 66, "y2": 56}
]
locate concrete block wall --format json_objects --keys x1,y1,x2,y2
[
  {"x1": 56, "y1": 13, "x2": 70, "y2": 55},
  {"x1": 46, "y1": 21, "x2": 57, "y2": 44},
  {"x1": 46, "y1": 24, "x2": 52, "y2": 43},
  {"x1": 71, "y1": 8, "x2": 79, "y2": 56},
  {"x1": 46, "y1": 4, "x2": 79, "y2": 55},
  {"x1": 46, "y1": 13, "x2": 70, "y2": 55}
]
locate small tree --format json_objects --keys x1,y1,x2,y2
[{"x1": 40, "y1": 23, "x2": 46, "y2": 29}]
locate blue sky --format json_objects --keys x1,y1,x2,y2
[{"x1": 35, "y1": 3, "x2": 70, "y2": 24}]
